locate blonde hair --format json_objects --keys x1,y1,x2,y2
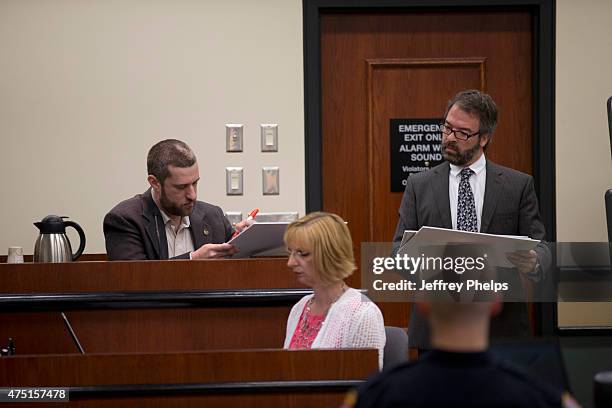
[{"x1": 284, "y1": 212, "x2": 356, "y2": 285}]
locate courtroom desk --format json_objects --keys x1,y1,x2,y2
[
  {"x1": 0, "y1": 256, "x2": 412, "y2": 327},
  {"x1": 0, "y1": 253, "x2": 107, "y2": 263},
  {"x1": 0, "y1": 348, "x2": 378, "y2": 407},
  {"x1": 0, "y1": 259, "x2": 307, "y2": 354},
  {"x1": 0, "y1": 258, "x2": 295, "y2": 292}
]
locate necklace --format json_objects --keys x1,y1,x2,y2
[{"x1": 294, "y1": 283, "x2": 348, "y2": 348}]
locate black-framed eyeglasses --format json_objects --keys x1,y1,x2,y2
[{"x1": 440, "y1": 123, "x2": 480, "y2": 141}]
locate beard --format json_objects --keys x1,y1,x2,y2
[
  {"x1": 442, "y1": 140, "x2": 482, "y2": 166},
  {"x1": 159, "y1": 188, "x2": 195, "y2": 217}
]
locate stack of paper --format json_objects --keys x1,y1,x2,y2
[{"x1": 398, "y1": 226, "x2": 540, "y2": 268}]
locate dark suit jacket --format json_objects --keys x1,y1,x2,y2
[
  {"x1": 103, "y1": 189, "x2": 232, "y2": 261},
  {"x1": 392, "y1": 159, "x2": 549, "y2": 348}
]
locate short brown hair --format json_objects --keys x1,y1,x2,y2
[
  {"x1": 284, "y1": 212, "x2": 356, "y2": 285},
  {"x1": 444, "y1": 89, "x2": 498, "y2": 149},
  {"x1": 147, "y1": 139, "x2": 196, "y2": 184}
]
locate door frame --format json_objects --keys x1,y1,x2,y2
[{"x1": 303, "y1": 0, "x2": 556, "y2": 335}]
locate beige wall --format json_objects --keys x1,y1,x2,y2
[
  {"x1": 556, "y1": 0, "x2": 612, "y2": 327},
  {"x1": 556, "y1": 0, "x2": 612, "y2": 243},
  {"x1": 0, "y1": 0, "x2": 304, "y2": 254}
]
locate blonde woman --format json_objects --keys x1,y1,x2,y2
[{"x1": 283, "y1": 212, "x2": 386, "y2": 368}]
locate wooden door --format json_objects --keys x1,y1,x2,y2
[{"x1": 320, "y1": 10, "x2": 533, "y2": 326}]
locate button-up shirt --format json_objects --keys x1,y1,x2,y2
[
  {"x1": 449, "y1": 153, "x2": 487, "y2": 232},
  {"x1": 158, "y1": 208, "x2": 195, "y2": 258}
]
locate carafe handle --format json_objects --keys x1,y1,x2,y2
[{"x1": 64, "y1": 221, "x2": 86, "y2": 261}]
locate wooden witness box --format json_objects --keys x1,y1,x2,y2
[
  {"x1": 0, "y1": 258, "x2": 378, "y2": 406},
  {"x1": 0, "y1": 258, "x2": 303, "y2": 354},
  {"x1": 0, "y1": 349, "x2": 377, "y2": 407}
]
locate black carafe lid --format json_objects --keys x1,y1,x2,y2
[{"x1": 34, "y1": 215, "x2": 67, "y2": 234}]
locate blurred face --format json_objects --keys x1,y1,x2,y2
[
  {"x1": 286, "y1": 241, "x2": 320, "y2": 287},
  {"x1": 441, "y1": 104, "x2": 489, "y2": 166},
  {"x1": 157, "y1": 164, "x2": 200, "y2": 217}
]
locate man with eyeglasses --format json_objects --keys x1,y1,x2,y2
[{"x1": 392, "y1": 89, "x2": 550, "y2": 350}]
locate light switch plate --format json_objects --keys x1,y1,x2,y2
[
  {"x1": 225, "y1": 211, "x2": 243, "y2": 225},
  {"x1": 262, "y1": 166, "x2": 279, "y2": 195},
  {"x1": 226, "y1": 167, "x2": 243, "y2": 195},
  {"x1": 226, "y1": 124, "x2": 243, "y2": 152},
  {"x1": 260, "y1": 124, "x2": 278, "y2": 152}
]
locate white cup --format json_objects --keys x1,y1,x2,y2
[{"x1": 7, "y1": 247, "x2": 24, "y2": 264}]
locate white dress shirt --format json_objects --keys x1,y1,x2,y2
[
  {"x1": 158, "y1": 208, "x2": 195, "y2": 258},
  {"x1": 449, "y1": 153, "x2": 487, "y2": 232}
]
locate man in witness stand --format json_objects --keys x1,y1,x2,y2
[
  {"x1": 392, "y1": 89, "x2": 550, "y2": 348},
  {"x1": 104, "y1": 139, "x2": 248, "y2": 260},
  {"x1": 351, "y1": 300, "x2": 580, "y2": 408}
]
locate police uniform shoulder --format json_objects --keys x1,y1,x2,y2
[
  {"x1": 495, "y1": 359, "x2": 563, "y2": 403},
  {"x1": 359, "y1": 361, "x2": 419, "y2": 393},
  {"x1": 353, "y1": 362, "x2": 421, "y2": 407}
]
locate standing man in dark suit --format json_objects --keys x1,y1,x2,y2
[
  {"x1": 104, "y1": 139, "x2": 246, "y2": 260},
  {"x1": 392, "y1": 89, "x2": 549, "y2": 348}
]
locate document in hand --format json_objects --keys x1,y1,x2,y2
[
  {"x1": 398, "y1": 226, "x2": 540, "y2": 268},
  {"x1": 228, "y1": 222, "x2": 290, "y2": 258},
  {"x1": 398, "y1": 230, "x2": 418, "y2": 253}
]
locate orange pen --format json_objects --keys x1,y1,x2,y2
[{"x1": 231, "y1": 208, "x2": 259, "y2": 238}]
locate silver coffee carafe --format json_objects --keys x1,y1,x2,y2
[{"x1": 33, "y1": 215, "x2": 86, "y2": 262}]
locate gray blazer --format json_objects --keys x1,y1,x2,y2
[
  {"x1": 103, "y1": 189, "x2": 232, "y2": 261},
  {"x1": 392, "y1": 160, "x2": 549, "y2": 348}
]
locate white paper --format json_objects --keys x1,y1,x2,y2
[{"x1": 398, "y1": 226, "x2": 540, "y2": 268}]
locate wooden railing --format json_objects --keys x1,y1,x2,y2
[
  {"x1": 0, "y1": 258, "x2": 303, "y2": 354},
  {"x1": 0, "y1": 349, "x2": 378, "y2": 407}
]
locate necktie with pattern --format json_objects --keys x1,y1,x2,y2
[{"x1": 457, "y1": 167, "x2": 478, "y2": 232}]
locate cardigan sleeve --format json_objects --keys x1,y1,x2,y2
[{"x1": 349, "y1": 304, "x2": 386, "y2": 369}]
